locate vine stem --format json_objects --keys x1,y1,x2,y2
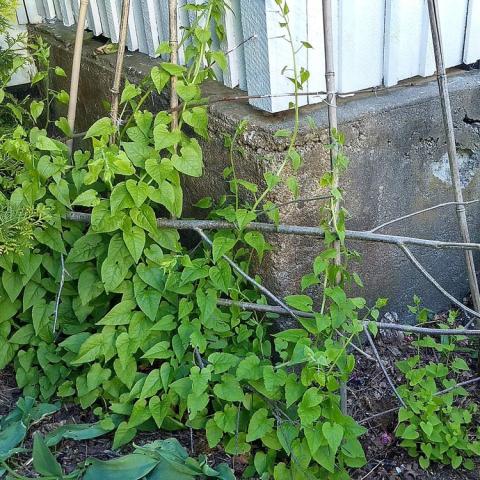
[
  {"x1": 363, "y1": 325, "x2": 406, "y2": 408},
  {"x1": 250, "y1": 4, "x2": 300, "y2": 214}
]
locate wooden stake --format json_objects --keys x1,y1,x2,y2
[
  {"x1": 110, "y1": 0, "x2": 131, "y2": 138},
  {"x1": 322, "y1": 0, "x2": 347, "y2": 414},
  {"x1": 66, "y1": 0, "x2": 89, "y2": 154},
  {"x1": 426, "y1": 0, "x2": 480, "y2": 319},
  {"x1": 169, "y1": 0, "x2": 179, "y2": 129}
]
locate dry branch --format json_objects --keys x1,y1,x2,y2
[
  {"x1": 110, "y1": 0, "x2": 131, "y2": 134},
  {"x1": 370, "y1": 200, "x2": 480, "y2": 233},
  {"x1": 169, "y1": 0, "x2": 179, "y2": 129},
  {"x1": 65, "y1": 212, "x2": 480, "y2": 252},
  {"x1": 359, "y1": 376, "x2": 480, "y2": 425},
  {"x1": 52, "y1": 253, "x2": 65, "y2": 334},
  {"x1": 66, "y1": 0, "x2": 89, "y2": 154},
  {"x1": 427, "y1": 0, "x2": 480, "y2": 313},
  {"x1": 216, "y1": 299, "x2": 480, "y2": 336},
  {"x1": 65, "y1": 212, "x2": 480, "y2": 320},
  {"x1": 398, "y1": 244, "x2": 480, "y2": 319},
  {"x1": 363, "y1": 325, "x2": 406, "y2": 407}
]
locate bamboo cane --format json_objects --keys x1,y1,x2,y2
[
  {"x1": 426, "y1": 0, "x2": 480, "y2": 319},
  {"x1": 66, "y1": 0, "x2": 89, "y2": 154},
  {"x1": 169, "y1": 0, "x2": 179, "y2": 129},
  {"x1": 322, "y1": 0, "x2": 347, "y2": 414},
  {"x1": 110, "y1": 0, "x2": 131, "y2": 139}
]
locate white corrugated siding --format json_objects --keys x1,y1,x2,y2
[{"x1": 15, "y1": 0, "x2": 480, "y2": 112}]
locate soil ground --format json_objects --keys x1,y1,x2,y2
[{"x1": 1, "y1": 312, "x2": 479, "y2": 479}]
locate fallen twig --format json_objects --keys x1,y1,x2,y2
[{"x1": 336, "y1": 330, "x2": 375, "y2": 362}]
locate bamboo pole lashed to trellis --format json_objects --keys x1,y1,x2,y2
[
  {"x1": 169, "y1": 0, "x2": 179, "y2": 129},
  {"x1": 110, "y1": 0, "x2": 131, "y2": 137},
  {"x1": 66, "y1": 0, "x2": 90, "y2": 154},
  {"x1": 426, "y1": 0, "x2": 480, "y2": 321},
  {"x1": 322, "y1": 0, "x2": 347, "y2": 414}
]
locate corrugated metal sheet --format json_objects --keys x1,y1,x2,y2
[{"x1": 16, "y1": 0, "x2": 480, "y2": 112}]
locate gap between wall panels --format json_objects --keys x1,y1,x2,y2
[{"x1": 15, "y1": 0, "x2": 480, "y2": 113}]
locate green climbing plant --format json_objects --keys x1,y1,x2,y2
[{"x1": 0, "y1": 1, "x2": 479, "y2": 479}]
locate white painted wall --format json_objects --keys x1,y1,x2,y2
[{"x1": 13, "y1": 0, "x2": 480, "y2": 112}]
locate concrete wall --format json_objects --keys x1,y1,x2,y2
[{"x1": 36, "y1": 23, "x2": 480, "y2": 319}]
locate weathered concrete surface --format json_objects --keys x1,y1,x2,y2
[{"x1": 33, "y1": 22, "x2": 480, "y2": 319}]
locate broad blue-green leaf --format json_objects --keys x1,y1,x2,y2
[
  {"x1": 32, "y1": 433, "x2": 64, "y2": 478},
  {"x1": 83, "y1": 454, "x2": 158, "y2": 480},
  {"x1": 0, "y1": 421, "x2": 27, "y2": 460},
  {"x1": 45, "y1": 422, "x2": 114, "y2": 447}
]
